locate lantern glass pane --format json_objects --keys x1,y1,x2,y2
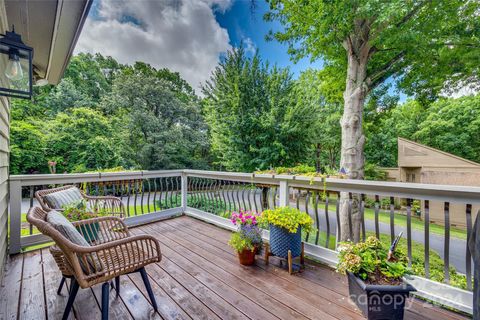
[{"x1": 0, "y1": 42, "x2": 32, "y2": 98}]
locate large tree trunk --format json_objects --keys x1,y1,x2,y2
[{"x1": 338, "y1": 33, "x2": 370, "y2": 243}]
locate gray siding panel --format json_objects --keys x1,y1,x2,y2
[{"x1": 0, "y1": 95, "x2": 9, "y2": 279}]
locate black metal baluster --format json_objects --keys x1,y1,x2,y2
[
  {"x1": 374, "y1": 195, "x2": 380, "y2": 239},
  {"x1": 273, "y1": 186, "x2": 278, "y2": 209},
  {"x1": 167, "y1": 177, "x2": 174, "y2": 208},
  {"x1": 324, "y1": 192, "x2": 330, "y2": 248},
  {"x1": 146, "y1": 179, "x2": 151, "y2": 213},
  {"x1": 360, "y1": 194, "x2": 366, "y2": 242},
  {"x1": 175, "y1": 176, "x2": 180, "y2": 207},
  {"x1": 140, "y1": 180, "x2": 145, "y2": 215},
  {"x1": 225, "y1": 180, "x2": 232, "y2": 212},
  {"x1": 200, "y1": 179, "x2": 207, "y2": 211},
  {"x1": 305, "y1": 190, "x2": 311, "y2": 243},
  {"x1": 348, "y1": 193, "x2": 353, "y2": 240},
  {"x1": 29, "y1": 186, "x2": 34, "y2": 234},
  {"x1": 406, "y1": 198, "x2": 412, "y2": 267},
  {"x1": 133, "y1": 180, "x2": 138, "y2": 216},
  {"x1": 220, "y1": 180, "x2": 228, "y2": 214},
  {"x1": 211, "y1": 179, "x2": 218, "y2": 213},
  {"x1": 235, "y1": 181, "x2": 241, "y2": 211},
  {"x1": 424, "y1": 200, "x2": 430, "y2": 279},
  {"x1": 466, "y1": 204, "x2": 473, "y2": 290},
  {"x1": 335, "y1": 193, "x2": 340, "y2": 246},
  {"x1": 444, "y1": 202, "x2": 450, "y2": 284},
  {"x1": 314, "y1": 191, "x2": 321, "y2": 245},
  {"x1": 241, "y1": 183, "x2": 247, "y2": 210},
  {"x1": 253, "y1": 185, "x2": 259, "y2": 213},
  {"x1": 126, "y1": 181, "x2": 131, "y2": 217},
  {"x1": 152, "y1": 178, "x2": 158, "y2": 212},
  {"x1": 389, "y1": 196, "x2": 395, "y2": 243},
  {"x1": 158, "y1": 178, "x2": 164, "y2": 210},
  {"x1": 296, "y1": 189, "x2": 301, "y2": 210}
]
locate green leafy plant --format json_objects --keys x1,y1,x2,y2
[
  {"x1": 337, "y1": 236, "x2": 410, "y2": 284},
  {"x1": 228, "y1": 232, "x2": 256, "y2": 252},
  {"x1": 259, "y1": 206, "x2": 315, "y2": 233},
  {"x1": 62, "y1": 200, "x2": 96, "y2": 222}
]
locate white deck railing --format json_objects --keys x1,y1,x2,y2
[{"x1": 8, "y1": 169, "x2": 478, "y2": 314}]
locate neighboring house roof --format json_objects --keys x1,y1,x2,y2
[
  {"x1": 2, "y1": 0, "x2": 93, "y2": 85},
  {"x1": 398, "y1": 137, "x2": 480, "y2": 168}
]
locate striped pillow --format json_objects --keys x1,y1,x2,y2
[
  {"x1": 43, "y1": 187, "x2": 83, "y2": 209},
  {"x1": 47, "y1": 210, "x2": 103, "y2": 273}
]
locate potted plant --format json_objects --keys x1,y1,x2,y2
[
  {"x1": 229, "y1": 210, "x2": 263, "y2": 265},
  {"x1": 62, "y1": 200, "x2": 102, "y2": 243},
  {"x1": 337, "y1": 235, "x2": 415, "y2": 320},
  {"x1": 259, "y1": 206, "x2": 314, "y2": 259}
]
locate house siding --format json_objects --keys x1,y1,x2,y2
[{"x1": 0, "y1": 96, "x2": 9, "y2": 279}]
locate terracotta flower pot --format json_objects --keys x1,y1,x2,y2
[{"x1": 237, "y1": 248, "x2": 256, "y2": 265}]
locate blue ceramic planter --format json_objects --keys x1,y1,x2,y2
[{"x1": 269, "y1": 224, "x2": 302, "y2": 258}]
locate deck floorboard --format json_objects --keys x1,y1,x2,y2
[{"x1": 0, "y1": 216, "x2": 471, "y2": 320}]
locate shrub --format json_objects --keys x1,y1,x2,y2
[{"x1": 337, "y1": 236, "x2": 410, "y2": 284}]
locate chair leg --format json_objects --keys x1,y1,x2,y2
[
  {"x1": 101, "y1": 282, "x2": 110, "y2": 320},
  {"x1": 139, "y1": 267, "x2": 158, "y2": 311},
  {"x1": 115, "y1": 276, "x2": 120, "y2": 298},
  {"x1": 62, "y1": 278, "x2": 79, "y2": 320},
  {"x1": 57, "y1": 276, "x2": 66, "y2": 295}
]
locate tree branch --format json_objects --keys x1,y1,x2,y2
[
  {"x1": 396, "y1": 0, "x2": 431, "y2": 28},
  {"x1": 366, "y1": 51, "x2": 406, "y2": 90}
]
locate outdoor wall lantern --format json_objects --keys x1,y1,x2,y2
[{"x1": 0, "y1": 26, "x2": 33, "y2": 99}]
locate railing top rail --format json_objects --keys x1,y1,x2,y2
[
  {"x1": 9, "y1": 170, "x2": 183, "y2": 186},
  {"x1": 184, "y1": 169, "x2": 480, "y2": 204},
  {"x1": 9, "y1": 169, "x2": 480, "y2": 203}
]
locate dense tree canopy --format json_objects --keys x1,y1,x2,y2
[
  {"x1": 202, "y1": 48, "x2": 317, "y2": 171},
  {"x1": 10, "y1": 53, "x2": 209, "y2": 174},
  {"x1": 266, "y1": 0, "x2": 480, "y2": 242}
]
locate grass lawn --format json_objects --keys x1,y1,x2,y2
[{"x1": 363, "y1": 207, "x2": 467, "y2": 240}]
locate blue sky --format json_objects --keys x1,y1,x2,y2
[
  {"x1": 76, "y1": 0, "x2": 408, "y2": 100},
  {"x1": 214, "y1": 1, "x2": 324, "y2": 77},
  {"x1": 75, "y1": 0, "x2": 326, "y2": 92}
]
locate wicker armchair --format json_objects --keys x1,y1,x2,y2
[
  {"x1": 27, "y1": 206, "x2": 161, "y2": 320},
  {"x1": 35, "y1": 185, "x2": 126, "y2": 218}
]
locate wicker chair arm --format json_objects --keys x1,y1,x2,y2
[
  {"x1": 67, "y1": 234, "x2": 162, "y2": 287},
  {"x1": 72, "y1": 216, "x2": 130, "y2": 236}
]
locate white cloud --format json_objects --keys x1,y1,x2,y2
[
  {"x1": 242, "y1": 37, "x2": 256, "y2": 55},
  {"x1": 75, "y1": 0, "x2": 232, "y2": 93}
]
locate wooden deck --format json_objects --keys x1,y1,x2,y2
[{"x1": 0, "y1": 216, "x2": 470, "y2": 320}]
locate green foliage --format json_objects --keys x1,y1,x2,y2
[
  {"x1": 365, "y1": 95, "x2": 480, "y2": 167},
  {"x1": 46, "y1": 108, "x2": 125, "y2": 173},
  {"x1": 266, "y1": 0, "x2": 479, "y2": 101},
  {"x1": 364, "y1": 163, "x2": 387, "y2": 181},
  {"x1": 337, "y1": 236, "x2": 409, "y2": 282},
  {"x1": 260, "y1": 206, "x2": 315, "y2": 233},
  {"x1": 10, "y1": 53, "x2": 209, "y2": 174},
  {"x1": 413, "y1": 96, "x2": 480, "y2": 162},
  {"x1": 294, "y1": 69, "x2": 342, "y2": 170},
  {"x1": 62, "y1": 200, "x2": 97, "y2": 222},
  {"x1": 102, "y1": 65, "x2": 209, "y2": 170},
  {"x1": 10, "y1": 121, "x2": 47, "y2": 174},
  {"x1": 202, "y1": 47, "x2": 316, "y2": 171},
  {"x1": 156, "y1": 194, "x2": 228, "y2": 216},
  {"x1": 372, "y1": 232, "x2": 469, "y2": 290},
  {"x1": 228, "y1": 232, "x2": 256, "y2": 252}
]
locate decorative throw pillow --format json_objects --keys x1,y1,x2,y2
[
  {"x1": 47, "y1": 210, "x2": 103, "y2": 273},
  {"x1": 43, "y1": 187, "x2": 83, "y2": 209}
]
